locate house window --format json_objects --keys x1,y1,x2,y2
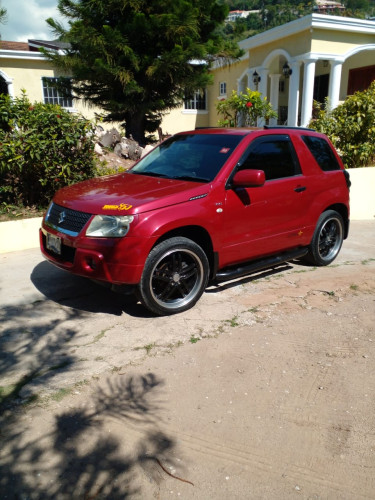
[
  {"x1": 184, "y1": 89, "x2": 207, "y2": 110},
  {"x1": 219, "y1": 82, "x2": 227, "y2": 96},
  {"x1": 42, "y1": 77, "x2": 73, "y2": 108}
]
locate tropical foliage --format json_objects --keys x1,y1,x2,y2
[
  {"x1": 0, "y1": 92, "x2": 97, "y2": 207},
  {"x1": 309, "y1": 82, "x2": 375, "y2": 168},
  {"x1": 216, "y1": 88, "x2": 277, "y2": 127}
]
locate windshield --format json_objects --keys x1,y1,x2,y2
[{"x1": 130, "y1": 133, "x2": 243, "y2": 182}]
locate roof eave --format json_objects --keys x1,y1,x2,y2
[
  {"x1": 239, "y1": 13, "x2": 375, "y2": 50},
  {"x1": 0, "y1": 49, "x2": 46, "y2": 61}
]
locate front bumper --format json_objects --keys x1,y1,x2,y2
[{"x1": 40, "y1": 227, "x2": 151, "y2": 285}]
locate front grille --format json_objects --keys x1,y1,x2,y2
[{"x1": 45, "y1": 202, "x2": 92, "y2": 236}]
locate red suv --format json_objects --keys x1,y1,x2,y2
[{"x1": 40, "y1": 127, "x2": 350, "y2": 315}]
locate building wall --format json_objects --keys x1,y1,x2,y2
[
  {"x1": 160, "y1": 59, "x2": 249, "y2": 135},
  {"x1": 247, "y1": 31, "x2": 312, "y2": 67},
  {"x1": 0, "y1": 55, "x2": 111, "y2": 126},
  {"x1": 311, "y1": 29, "x2": 375, "y2": 54},
  {"x1": 160, "y1": 107, "x2": 209, "y2": 136},
  {"x1": 0, "y1": 58, "x2": 55, "y2": 101},
  {"x1": 208, "y1": 59, "x2": 249, "y2": 127}
]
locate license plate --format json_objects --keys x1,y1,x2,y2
[{"x1": 46, "y1": 232, "x2": 62, "y2": 255}]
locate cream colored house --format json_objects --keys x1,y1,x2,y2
[
  {"x1": 162, "y1": 13, "x2": 375, "y2": 134},
  {"x1": 0, "y1": 39, "x2": 96, "y2": 121},
  {"x1": 1, "y1": 14, "x2": 375, "y2": 135}
]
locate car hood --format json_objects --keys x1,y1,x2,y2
[{"x1": 53, "y1": 172, "x2": 210, "y2": 215}]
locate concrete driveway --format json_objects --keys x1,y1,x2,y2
[{"x1": 0, "y1": 220, "x2": 374, "y2": 499}]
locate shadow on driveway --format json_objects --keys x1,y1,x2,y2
[
  {"x1": 1, "y1": 372, "x2": 178, "y2": 498},
  {"x1": 30, "y1": 261, "x2": 153, "y2": 318}
]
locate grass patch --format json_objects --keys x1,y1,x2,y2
[
  {"x1": 248, "y1": 307, "x2": 259, "y2": 313},
  {"x1": 362, "y1": 258, "x2": 375, "y2": 265},
  {"x1": 75, "y1": 379, "x2": 89, "y2": 388},
  {"x1": 0, "y1": 384, "x2": 17, "y2": 402},
  {"x1": 167, "y1": 340, "x2": 184, "y2": 349},
  {"x1": 189, "y1": 335, "x2": 200, "y2": 344},
  {"x1": 93, "y1": 330, "x2": 107, "y2": 343},
  {"x1": 134, "y1": 343, "x2": 156, "y2": 354},
  {"x1": 0, "y1": 203, "x2": 46, "y2": 222},
  {"x1": 225, "y1": 315, "x2": 240, "y2": 327},
  {"x1": 51, "y1": 387, "x2": 72, "y2": 402}
]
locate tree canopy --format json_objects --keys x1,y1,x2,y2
[
  {"x1": 45, "y1": 0, "x2": 242, "y2": 143},
  {"x1": 0, "y1": 1, "x2": 7, "y2": 37}
]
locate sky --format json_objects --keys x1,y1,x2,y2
[{"x1": 1, "y1": 0, "x2": 66, "y2": 42}]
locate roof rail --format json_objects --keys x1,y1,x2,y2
[{"x1": 264, "y1": 125, "x2": 316, "y2": 131}]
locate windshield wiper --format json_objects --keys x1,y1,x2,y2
[
  {"x1": 171, "y1": 175, "x2": 210, "y2": 183},
  {"x1": 132, "y1": 171, "x2": 169, "y2": 178}
]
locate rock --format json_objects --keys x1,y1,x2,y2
[
  {"x1": 121, "y1": 136, "x2": 142, "y2": 161},
  {"x1": 95, "y1": 125, "x2": 105, "y2": 139},
  {"x1": 99, "y1": 128, "x2": 122, "y2": 148},
  {"x1": 94, "y1": 143, "x2": 103, "y2": 155},
  {"x1": 113, "y1": 143, "x2": 124, "y2": 157}
]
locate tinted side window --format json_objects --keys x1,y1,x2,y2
[
  {"x1": 239, "y1": 135, "x2": 301, "y2": 181},
  {"x1": 302, "y1": 135, "x2": 341, "y2": 171}
]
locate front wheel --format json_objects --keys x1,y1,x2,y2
[
  {"x1": 304, "y1": 210, "x2": 344, "y2": 266},
  {"x1": 138, "y1": 237, "x2": 209, "y2": 315}
]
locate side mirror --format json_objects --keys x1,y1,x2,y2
[{"x1": 231, "y1": 169, "x2": 265, "y2": 188}]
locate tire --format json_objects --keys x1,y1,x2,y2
[
  {"x1": 304, "y1": 210, "x2": 344, "y2": 266},
  {"x1": 138, "y1": 237, "x2": 209, "y2": 315}
]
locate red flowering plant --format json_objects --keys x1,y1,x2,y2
[{"x1": 217, "y1": 88, "x2": 277, "y2": 127}]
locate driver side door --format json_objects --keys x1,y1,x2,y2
[{"x1": 220, "y1": 134, "x2": 312, "y2": 267}]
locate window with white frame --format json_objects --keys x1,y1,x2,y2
[
  {"x1": 42, "y1": 77, "x2": 73, "y2": 108},
  {"x1": 219, "y1": 82, "x2": 227, "y2": 96},
  {"x1": 184, "y1": 89, "x2": 207, "y2": 110}
]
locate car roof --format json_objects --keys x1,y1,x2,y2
[{"x1": 178, "y1": 126, "x2": 321, "y2": 137}]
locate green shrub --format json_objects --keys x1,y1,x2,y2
[
  {"x1": 0, "y1": 91, "x2": 98, "y2": 208},
  {"x1": 309, "y1": 82, "x2": 375, "y2": 168},
  {"x1": 216, "y1": 88, "x2": 277, "y2": 127}
]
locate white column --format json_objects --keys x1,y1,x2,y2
[
  {"x1": 269, "y1": 74, "x2": 281, "y2": 126},
  {"x1": 300, "y1": 59, "x2": 317, "y2": 127},
  {"x1": 237, "y1": 77, "x2": 247, "y2": 126},
  {"x1": 237, "y1": 77, "x2": 246, "y2": 94},
  {"x1": 258, "y1": 67, "x2": 268, "y2": 98},
  {"x1": 328, "y1": 60, "x2": 343, "y2": 110},
  {"x1": 246, "y1": 69, "x2": 254, "y2": 91},
  {"x1": 257, "y1": 67, "x2": 269, "y2": 127},
  {"x1": 287, "y1": 61, "x2": 301, "y2": 127}
]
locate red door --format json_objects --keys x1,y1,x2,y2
[{"x1": 220, "y1": 134, "x2": 312, "y2": 267}]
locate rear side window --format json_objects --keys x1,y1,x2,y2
[
  {"x1": 302, "y1": 135, "x2": 341, "y2": 171},
  {"x1": 239, "y1": 135, "x2": 301, "y2": 180}
]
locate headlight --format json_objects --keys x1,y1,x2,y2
[{"x1": 86, "y1": 215, "x2": 134, "y2": 237}]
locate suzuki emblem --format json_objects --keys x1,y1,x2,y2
[{"x1": 58, "y1": 211, "x2": 66, "y2": 224}]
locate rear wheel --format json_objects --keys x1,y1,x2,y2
[
  {"x1": 138, "y1": 237, "x2": 209, "y2": 315},
  {"x1": 304, "y1": 210, "x2": 344, "y2": 266}
]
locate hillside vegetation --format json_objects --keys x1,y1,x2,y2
[{"x1": 218, "y1": 0, "x2": 375, "y2": 41}]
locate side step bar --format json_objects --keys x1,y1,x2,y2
[{"x1": 214, "y1": 248, "x2": 308, "y2": 283}]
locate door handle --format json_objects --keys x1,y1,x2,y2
[{"x1": 294, "y1": 186, "x2": 306, "y2": 192}]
